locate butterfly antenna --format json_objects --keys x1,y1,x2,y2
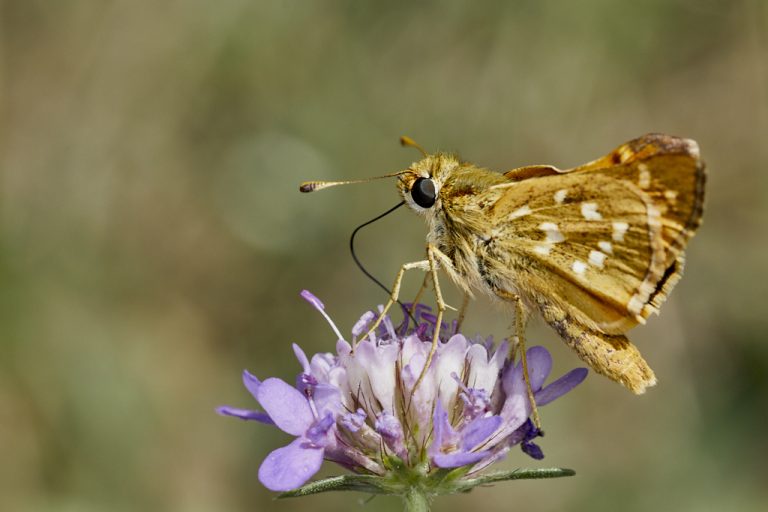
[
  {"x1": 350, "y1": 201, "x2": 417, "y2": 325},
  {"x1": 300, "y1": 171, "x2": 408, "y2": 193},
  {"x1": 400, "y1": 135, "x2": 428, "y2": 157}
]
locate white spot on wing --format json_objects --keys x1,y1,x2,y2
[
  {"x1": 534, "y1": 244, "x2": 551, "y2": 255},
  {"x1": 572, "y1": 260, "x2": 587, "y2": 275},
  {"x1": 618, "y1": 146, "x2": 634, "y2": 163},
  {"x1": 598, "y1": 241, "x2": 613, "y2": 254},
  {"x1": 554, "y1": 189, "x2": 567, "y2": 204},
  {"x1": 539, "y1": 222, "x2": 565, "y2": 243},
  {"x1": 588, "y1": 250, "x2": 607, "y2": 268},
  {"x1": 628, "y1": 281, "x2": 656, "y2": 316},
  {"x1": 664, "y1": 190, "x2": 678, "y2": 205},
  {"x1": 627, "y1": 294, "x2": 644, "y2": 315},
  {"x1": 612, "y1": 222, "x2": 629, "y2": 241},
  {"x1": 683, "y1": 138, "x2": 700, "y2": 159},
  {"x1": 638, "y1": 163, "x2": 651, "y2": 189},
  {"x1": 508, "y1": 205, "x2": 532, "y2": 220},
  {"x1": 581, "y1": 202, "x2": 602, "y2": 220},
  {"x1": 646, "y1": 202, "x2": 662, "y2": 228}
]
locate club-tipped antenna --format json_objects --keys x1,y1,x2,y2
[
  {"x1": 300, "y1": 137, "x2": 428, "y2": 193},
  {"x1": 400, "y1": 135, "x2": 428, "y2": 157},
  {"x1": 300, "y1": 171, "x2": 408, "y2": 194}
]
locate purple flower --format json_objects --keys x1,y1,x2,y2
[
  {"x1": 220, "y1": 375, "x2": 338, "y2": 491},
  {"x1": 256, "y1": 383, "x2": 333, "y2": 491},
  {"x1": 215, "y1": 370, "x2": 273, "y2": 425},
  {"x1": 428, "y1": 400, "x2": 502, "y2": 468},
  {"x1": 218, "y1": 291, "x2": 588, "y2": 492}
]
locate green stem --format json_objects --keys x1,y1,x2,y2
[{"x1": 403, "y1": 487, "x2": 430, "y2": 512}]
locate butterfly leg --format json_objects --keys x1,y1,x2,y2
[
  {"x1": 409, "y1": 245, "x2": 458, "y2": 395},
  {"x1": 408, "y1": 272, "x2": 431, "y2": 320},
  {"x1": 355, "y1": 259, "x2": 431, "y2": 350},
  {"x1": 498, "y1": 291, "x2": 542, "y2": 430},
  {"x1": 515, "y1": 296, "x2": 543, "y2": 430},
  {"x1": 455, "y1": 292, "x2": 470, "y2": 332}
]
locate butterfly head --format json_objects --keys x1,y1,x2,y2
[
  {"x1": 396, "y1": 153, "x2": 460, "y2": 216},
  {"x1": 299, "y1": 136, "x2": 456, "y2": 219}
]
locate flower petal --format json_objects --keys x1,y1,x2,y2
[
  {"x1": 428, "y1": 400, "x2": 465, "y2": 465},
  {"x1": 309, "y1": 352, "x2": 337, "y2": 383},
  {"x1": 467, "y1": 443, "x2": 512, "y2": 476},
  {"x1": 292, "y1": 343, "x2": 310, "y2": 374},
  {"x1": 347, "y1": 339, "x2": 398, "y2": 414},
  {"x1": 461, "y1": 415, "x2": 503, "y2": 451},
  {"x1": 497, "y1": 363, "x2": 531, "y2": 438},
  {"x1": 401, "y1": 335, "x2": 430, "y2": 376},
  {"x1": 499, "y1": 346, "x2": 552, "y2": 419},
  {"x1": 215, "y1": 406, "x2": 273, "y2": 425},
  {"x1": 433, "y1": 449, "x2": 490, "y2": 468},
  {"x1": 336, "y1": 339, "x2": 352, "y2": 356},
  {"x1": 431, "y1": 400, "x2": 452, "y2": 447},
  {"x1": 376, "y1": 412, "x2": 407, "y2": 458},
  {"x1": 401, "y1": 336, "x2": 436, "y2": 428},
  {"x1": 466, "y1": 340, "x2": 507, "y2": 396},
  {"x1": 312, "y1": 383, "x2": 342, "y2": 417},
  {"x1": 501, "y1": 359, "x2": 526, "y2": 400},
  {"x1": 492, "y1": 339, "x2": 509, "y2": 366},
  {"x1": 242, "y1": 370, "x2": 261, "y2": 401},
  {"x1": 435, "y1": 334, "x2": 469, "y2": 410},
  {"x1": 535, "y1": 368, "x2": 588, "y2": 406},
  {"x1": 525, "y1": 346, "x2": 552, "y2": 391},
  {"x1": 305, "y1": 413, "x2": 335, "y2": 447},
  {"x1": 258, "y1": 437, "x2": 324, "y2": 491},
  {"x1": 256, "y1": 378, "x2": 313, "y2": 436}
]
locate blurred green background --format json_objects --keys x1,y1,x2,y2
[{"x1": 1, "y1": 1, "x2": 767, "y2": 511}]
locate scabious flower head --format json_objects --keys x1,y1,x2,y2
[{"x1": 218, "y1": 291, "x2": 587, "y2": 501}]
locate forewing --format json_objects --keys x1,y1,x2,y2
[
  {"x1": 571, "y1": 134, "x2": 706, "y2": 316},
  {"x1": 491, "y1": 134, "x2": 704, "y2": 333},
  {"x1": 572, "y1": 133, "x2": 705, "y2": 265},
  {"x1": 491, "y1": 173, "x2": 659, "y2": 333}
]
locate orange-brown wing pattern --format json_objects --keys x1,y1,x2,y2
[{"x1": 488, "y1": 134, "x2": 704, "y2": 330}]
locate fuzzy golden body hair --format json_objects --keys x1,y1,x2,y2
[{"x1": 396, "y1": 134, "x2": 706, "y2": 394}]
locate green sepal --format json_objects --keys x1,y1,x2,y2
[
  {"x1": 451, "y1": 467, "x2": 575, "y2": 493},
  {"x1": 278, "y1": 474, "x2": 390, "y2": 498},
  {"x1": 278, "y1": 467, "x2": 575, "y2": 499}
]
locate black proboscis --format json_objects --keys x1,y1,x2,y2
[{"x1": 349, "y1": 201, "x2": 418, "y2": 325}]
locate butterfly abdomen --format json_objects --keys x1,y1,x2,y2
[{"x1": 538, "y1": 297, "x2": 657, "y2": 394}]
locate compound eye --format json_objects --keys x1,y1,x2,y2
[{"x1": 411, "y1": 178, "x2": 436, "y2": 208}]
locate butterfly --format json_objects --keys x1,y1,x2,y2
[{"x1": 302, "y1": 133, "x2": 706, "y2": 396}]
